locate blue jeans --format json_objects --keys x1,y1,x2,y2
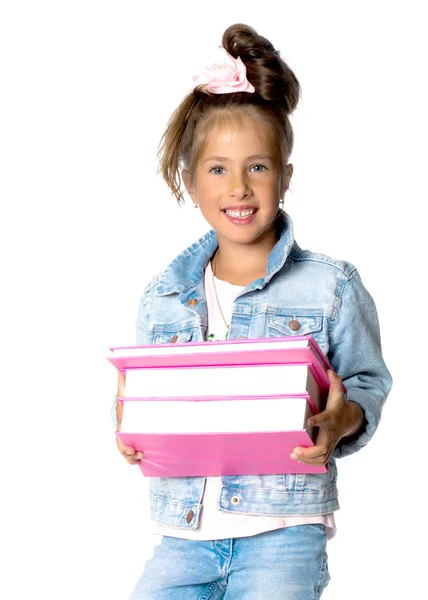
[{"x1": 129, "y1": 525, "x2": 330, "y2": 599}]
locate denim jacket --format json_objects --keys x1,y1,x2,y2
[{"x1": 131, "y1": 210, "x2": 392, "y2": 529}]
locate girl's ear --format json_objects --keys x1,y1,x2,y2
[
  {"x1": 281, "y1": 163, "x2": 294, "y2": 197},
  {"x1": 182, "y1": 169, "x2": 197, "y2": 203}
]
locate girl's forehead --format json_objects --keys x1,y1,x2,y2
[{"x1": 200, "y1": 115, "x2": 276, "y2": 155}]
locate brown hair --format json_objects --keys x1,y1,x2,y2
[{"x1": 158, "y1": 23, "x2": 301, "y2": 204}]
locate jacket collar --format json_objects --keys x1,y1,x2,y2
[{"x1": 152, "y1": 209, "x2": 296, "y2": 296}]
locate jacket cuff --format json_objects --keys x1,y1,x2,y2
[{"x1": 332, "y1": 390, "x2": 379, "y2": 458}]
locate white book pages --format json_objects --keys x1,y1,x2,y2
[
  {"x1": 124, "y1": 364, "x2": 320, "y2": 409},
  {"x1": 120, "y1": 397, "x2": 312, "y2": 434},
  {"x1": 110, "y1": 338, "x2": 309, "y2": 357}
]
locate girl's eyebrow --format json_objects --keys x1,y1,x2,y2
[{"x1": 203, "y1": 154, "x2": 274, "y2": 163}]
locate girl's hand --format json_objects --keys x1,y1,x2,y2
[
  {"x1": 115, "y1": 371, "x2": 144, "y2": 465},
  {"x1": 290, "y1": 370, "x2": 365, "y2": 467}
]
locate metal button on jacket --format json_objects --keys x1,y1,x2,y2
[
  {"x1": 187, "y1": 298, "x2": 198, "y2": 306},
  {"x1": 186, "y1": 510, "x2": 194, "y2": 523},
  {"x1": 231, "y1": 496, "x2": 240, "y2": 505},
  {"x1": 289, "y1": 319, "x2": 301, "y2": 331}
]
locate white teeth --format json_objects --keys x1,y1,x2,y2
[{"x1": 225, "y1": 209, "x2": 255, "y2": 218}]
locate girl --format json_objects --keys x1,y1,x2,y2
[{"x1": 115, "y1": 23, "x2": 392, "y2": 600}]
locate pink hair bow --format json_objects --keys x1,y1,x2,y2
[{"x1": 193, "y1": 47, "x2": 255, "y2": 94}]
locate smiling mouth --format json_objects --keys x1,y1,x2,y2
[{"x1": 222, "y1": 208, "x2": 258, "y2": 218}]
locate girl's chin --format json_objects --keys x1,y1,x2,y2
[{"x1": 216, "y1": 225, "x2": 277, "y2": 246}]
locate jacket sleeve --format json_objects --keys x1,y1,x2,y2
[{"x1": 329, "y1": 269, "x2": 392, "y2": 458}]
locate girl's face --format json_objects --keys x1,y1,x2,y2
[{"x1": 184, "y1": 114, "x2": 292, "y2": 248}]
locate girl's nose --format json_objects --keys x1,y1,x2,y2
[{"x1": 229, "y1": 172, "x2": 250, "y2": 198}]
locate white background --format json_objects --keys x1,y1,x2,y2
[{"x1": 1, "y1": 1, "x2": 426, "y2": 598}]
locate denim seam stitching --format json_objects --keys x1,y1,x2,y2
[
  {"x1": 314, "y1": 547, "x2": 328, "y2": 598},
  {"x1": 220, "y1": 485, "x2": 337, "y2": 496},
  {"x1": 199, "y1": 581, "x2": 220, "y2": 600},
  {"x1": 290, "y1": 254, "x2": 355, "y2": 277},
  {"x1": 328, "y1": 269, "x2": 353, "y2": 335}
]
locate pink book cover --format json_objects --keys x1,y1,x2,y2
[
  {"x1": 116, "y1": 394, "x2": 326, "y2": 476},
  {"x1": 116, "y1": 430, "x2": 326, "y2": 476},
  {"x1": 108, "y1": 335, "x2": 339, "y2": 395}
]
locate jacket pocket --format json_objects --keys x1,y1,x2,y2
[
  {"x1": 267, "y1": 314, "x2": 323, "y2": 337},
  {"x1": 150, "y1": 327, "x2": 194, "y2": 345},
  {"x1": 266, "y1": 312, "x2": 329, "y2": 355}
]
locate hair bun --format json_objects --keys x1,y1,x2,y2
[{"x1": 222, "y1": 23, "x2": 300, "y2": 114}]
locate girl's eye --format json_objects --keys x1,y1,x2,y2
[
  {"x1": 209, "y1": 165, "x2": 267, "y2": 175},
  {"x1": 210, "y1": 166, "x2": 225, "y2": 175}
]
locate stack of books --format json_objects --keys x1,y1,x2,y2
[{"x1": 108, "y1": 335, "x2": 338, "y2": 477}]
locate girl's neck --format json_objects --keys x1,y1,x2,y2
[{"x1": 212, "y1": 229, "x2": 279, "y2": 286}]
